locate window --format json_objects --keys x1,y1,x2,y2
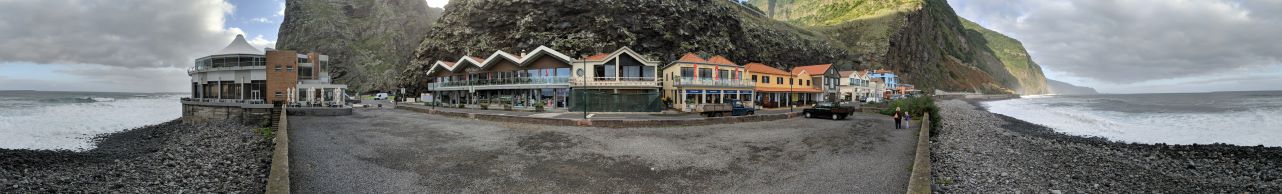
[
  {"x1": 776, "y1": 77, "x2": 783, "y2": 84},
  {"x1": 751, "y1": 75, "x2": 758, "y2": 82},
  {"x1": 287, "y1": 65, "x2": 294, "y2": 72},
  {"x1": 762, "y1": 76, "x2": 770, "y2": 84},
  {"x1": 275, "y1": 91, "x2": 283, "y2": 96},
  {"x1": 698, "y1": 68, "x2": 713, "y2": 79},
  {"x1": 680, "y1": 67, "x2": 694, "y2": 78},
  {"x1": 718, "y1": 70, "x2": 730, "y2": 80},
  {"x1": 556, "y1": 68, "x2": 570, "y2": 77},
  {"x1": 789, "y1": 78, "x2": 794, "y2": 85},
  {"x1": 275, "y1": 65, "x2": 282, "y2": 71}
]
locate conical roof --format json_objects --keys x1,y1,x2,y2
[{"x1": 214, "y1": 34, "x2": 263, "y2": 55}]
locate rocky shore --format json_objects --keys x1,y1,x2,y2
[
  {"x1": 931, "y1": 99, "x2": 1282, "y2": 193},
  {"x1": 0, "y1": 120, "x2": 273, "y2": 193}
]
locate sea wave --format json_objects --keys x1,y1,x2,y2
[
  {"x1": 0, "y1": 94, "x2": 183, "y2": 150},
  {"x1": 983, "y1": 97, "x2": 1282, "y2": 147}
]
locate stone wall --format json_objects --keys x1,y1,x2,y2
[{"x1": 182, "y1": 104, "x2": 272, "y2": 127}]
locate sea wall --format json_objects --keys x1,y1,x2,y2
[{"x1": 181, "y1": 103, "x2": 272, "y2": 126}]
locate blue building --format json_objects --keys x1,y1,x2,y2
[{"x1": 868, "y1": 69, "x2": 897, "y2": 89}]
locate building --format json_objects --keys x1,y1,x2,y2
[
  {"x1": 661, "y1": 54, "x2": 755, "y2": 111},
  {"x1": 424, "y1": 46, "x2": 575, "y2": 110},
  {"x1": 744, "y1": 62, "x2": 820, "y2": 108},
  {"x1": 838, "y1": 70, "x2": 873, "y2": 102},
  {"x1": 868, "y1": 69, "x2": 897, "y2": 89},
  {"x1": 868, "y1": 77, "x2": 887, "y2": 103},
  {"x1": 570, "y1": 47, "x2": 664, "y2": 112},
  {"x1": 183, "y1": 34, "x2": 349, "y2": 125},
  {"x1": 791, "y1": 64, "x2": 841, "y2": 103}
]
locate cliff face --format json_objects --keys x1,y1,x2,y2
[
  {"x1": 403, "y1": 0, "x2": 855, "y2": 92},
  {"x1": 1046, "y1": 79, "x2": 1099, "y2": 95},
  {"x1": 276, "y1": 0, "x2": 444, "y2": 92},
  {"x1": 750, "y1": 0, "x2": 1048, "y2": 94}
]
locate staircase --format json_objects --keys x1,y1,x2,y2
[{"x1": 270, "y1": 107, "x2": 283, "y2": 130}]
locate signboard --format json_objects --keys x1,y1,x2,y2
[
  {"x1": 724, "y1": 90, "x2": 738, "y2": 94},
  {"x1": 421, "y1": 93, "x2": 434, "y2": 103},
  {"x1": 741, "y1": 90, "x2": 753, "y2": 94},
  {"x1": 685, "y1": 90, "x2": 703, "y2": 94},
  {"x1": 706, "y1": 90, "x2": 722, "y2": 94}
]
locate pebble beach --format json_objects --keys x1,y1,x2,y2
[
  {"x1": 931, "y1": 99, "x2": 1282, "y2": 192},
  {"x1": 0, "y1": 120, "x2": 273, "y2": 193}
]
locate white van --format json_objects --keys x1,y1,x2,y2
[{"x1": 374, "y1": 93, "x2": 389, "y2": 100}]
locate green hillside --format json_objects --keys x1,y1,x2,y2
[{"x1": 746, "y1": 0, "x2": 1048, "y2": 94}]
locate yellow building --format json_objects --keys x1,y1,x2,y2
[
  {"x1": 743, "y1": 63, "x2": 821, "y2": 108},
  {"x1": 660, "y1": 53, "x2": 754, "y2": 111}
]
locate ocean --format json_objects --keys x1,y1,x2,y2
[
  {"x1": 983, "y1": 91, "x2": 1282, "y2": 147},
  {"x1": 0, "y1": 90, "x2": 184, "y2": 150}
]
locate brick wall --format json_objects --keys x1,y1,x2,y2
[{"x1": 265, "y1": 51, "x2": 299, "y2": 104}]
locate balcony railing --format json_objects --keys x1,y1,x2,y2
[
  {"x1": 573, "y1": 77, "x2": 660, "y2": 87},
  {"x1": 673, "y1": 77, "x2": 755, "y2": 88},
  {"x1": 181, "y1": 97, "x2": 268, "y2": 104},
  {"x1": 428, "y1": 77, "x2": 570, "y2": 88}
]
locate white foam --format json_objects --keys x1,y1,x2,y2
[
  {"x1": 983, "y1": 98, "x2": 1282, "y2": 147},
  {"x1": 0, "y1": 95, "x2": 182, "y2": 150}
]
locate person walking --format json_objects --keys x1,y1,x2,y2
[
  {"x1": 892, "y1": 107, "x2": 903, "y2": 129},
  {"x1": 904, "y1": 112, "x2": 911, "y2": 129}
]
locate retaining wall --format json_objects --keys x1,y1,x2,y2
[
  {"x1": 265, "y1": 106, "x2": 290, "y2": 194},
  {"x1": 906, "y1": 113, "x2": 932, "y2": 194},
  {"x1": 181, "y1": 104, "x2": 271, "y2": 126}
]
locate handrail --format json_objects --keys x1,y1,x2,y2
[{"x1": 428, "y1": 77, "x2": 570, "y2": 88}]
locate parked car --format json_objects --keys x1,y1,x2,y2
[
  {"x1": 803, "y1": 101, "x2": 854, "y2": 120},
  {"x1": 373, "y1": 93, "x2": 389, "y2": 100},
  {"x1": 695, "y1": 100, "x2": 756, "y2": 117}
]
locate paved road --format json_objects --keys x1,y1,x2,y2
[
  {"x1": 289, "y1": 105, "x2": 917, "y2": 193},
  {"x1": 395, "y1": 102, "x2": 804, "y2": 120}
]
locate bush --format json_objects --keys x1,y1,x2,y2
[
  {"x1": 257, "y1": 127, "x2": 274, "y2": 140},
  {"x1": 457, "y1": 104, "x2": 465, "y2": 108},
  {"x1": 880, "y1": 96, "x2": 941, "y2": 131},
  {"x1": 533, "y1": 102, "x2": 545, "y2": 112},
  {"x1": 480, "y1": 103, "x2": 489, "y2": 110}
]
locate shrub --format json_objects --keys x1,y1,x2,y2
[
  {"x1": 480, "y1": 103, "x2": 489, "y2": 110},
  {"x1": 257, "y1": 127, "x2": 274, "y2": 140},
  {"x1": 457, "y1": 104, "x2": 465, "y2": 108},
  {"x1": 881, "y1": 96, "x2": 941, "y2": 130},
  {"x1": 533, "y1": 102, "x2": 545, "y2": 112}
]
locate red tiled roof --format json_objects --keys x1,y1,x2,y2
[
  {"x1": 838, "y1": 70, "x2": 856, "y2": 77},
  {"x1": 756, "y1": 87, "x2": 823, "y2": 93},
  {"x1": 706, "y1": 55, "x2": 737, "y2": 66},
  {"x1": 791, "y1": 64, "x2": 832, "y2": 76},
  {"x1": 874, "y1": 68, "x2": 894, "y2": 74},
  {"x1": 744, "y1": 63, "x2": 790, "y2": 75},
  {"x1": 677, "y1": 53, "x2": 707, "y2": 63},
  {"x1": 582, "y1": 53, "x2": 610, "y2": 61},
  {"x1": 441, "y1": 61, "x2": 456, "y2": 67},
  {"x1": 469, "y1": 56, "x2": 484, "y2": 62}
]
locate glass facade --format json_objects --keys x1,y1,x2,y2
[{"x1": 194, "y1": 54, "x2": 266, "y2": 70}]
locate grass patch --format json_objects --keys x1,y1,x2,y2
[{"x1": 257, "y1": 127, "x2": 274, "y2": 140}]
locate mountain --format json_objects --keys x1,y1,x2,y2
[
  {"x1": 276, "y1": 0, "x2": 444, "y2": 92},
  {"x1": 403, "y1": 0, "x2": 858, "y2": 92},
  {"x1": 748, "y1": 0, "x2": 1049, "y2": 94},
  {"x1": 1046, "y1": 79, "x2": 1099, "y2": 95},
  {"x1": 397, "y1": 0, "x2": 1046, "y2": 95}
]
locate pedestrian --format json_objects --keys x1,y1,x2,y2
[
  {"x1": 904, "y1": 112, "x2": 911, "y2": 128},
  {"x1": 893, "y1": 107, "x2": 902, "y2": 129}
]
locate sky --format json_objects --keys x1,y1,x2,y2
[
  {"x1": 0, "y1": 0, "x2": 1277, "y2": 94},
  {"x1": 948, "y1": 0, "x2": 1282, "y2": 93},
  {"x1": 0, "y1": 0, "x2": 450, "y2": 93}
]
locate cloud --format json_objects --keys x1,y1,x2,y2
[
  {"x1": 951, "y1": 0, "x2": 1282, "y2": 83},
  {"x1": 247, "y1": 35, "x2": 277, "y2": 50},
  {"x1": 275, "y1": 2, "x2": 286, "y2": 17},
  {"x1": 0, "y1": 0, "x2": 245, "y2": 69},
  {"x1": 250, "y1": 17, "x2": 272, "y2": 23},
  {"x1": 0, "y1": 64, "x2": 190, "y2": 93},
  {"x1": 424, "y1": 0, "x2": 449, "y2": 8}
]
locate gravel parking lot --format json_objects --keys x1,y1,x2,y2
[{"x1": 290, "y1": 107, "x2": 916, "y2": 193}]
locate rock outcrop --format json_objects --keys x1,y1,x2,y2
[
  {"x1": 276, "y1": 0, "x2": 444, "y2": 92},
  {"x1": 750, "y1": 0, "x2": 1050, "y2": 94}
]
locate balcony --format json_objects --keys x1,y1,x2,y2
[
  {"x1": 572, "y1": 77, "x2": 660, "y2": 87},
  {"x1": 427, "y1": 77, "x2": 570, "y2": 91},
  {"x1": 672, "y1": 77, "x2": 755, "y2": 88},
  {"x1": 187, "y1": 65, "x2": 267, "y2": 75}
]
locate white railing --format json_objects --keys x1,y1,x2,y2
[
  {"x1": 572, "y1": 77, "x2": 660, "y2": 87},
  {"x1": 673, "y1": 77, "x2": 755, "y2": 88},
  {"x1": 427, "y1": 77, "x2": 570, "y2": 88}
]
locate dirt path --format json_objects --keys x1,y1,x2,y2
[{"x1": 289, "y1": 107, "x2": 916, "y2": 193}]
